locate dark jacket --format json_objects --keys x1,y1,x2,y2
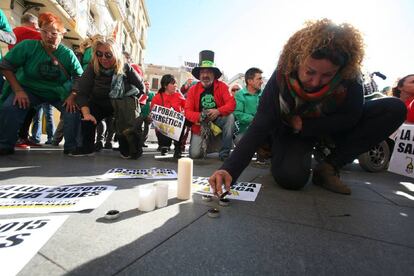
[
  {"x1": 77, "y1": 63, "x2": 144, "y2": 108},
  {"x1": 221, "y1": 70, "x2": 364, "y2": 181}
]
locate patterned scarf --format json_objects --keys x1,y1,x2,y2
[
  {"x1": 285, "y1": 73, "x2": 342, "y2": 102},
  {"x1": 278, "y1": 71, "x2": 344, "y2": 120}
]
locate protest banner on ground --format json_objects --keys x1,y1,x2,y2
[
  {"x1": 0, "y1": 185, "x2": 115, "y2": 215},
  {"x1": 192, "y1": 176, "x2": 262, "y2": 201},
  {"x1": 389, "y1": 123, "x2": 414, "y2": 178},
  {"x1": 0, "y1": 215, "x2": 67, "y2": 276},
  {"x1": 101, "y1": 168, "x2": 177, "y2": 179},
  {"x1": 151, "y1": 104, "x2": 185, "y2": 141}
]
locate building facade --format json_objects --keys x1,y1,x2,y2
[{"x1": 0, "y1": 0, "x2": 150, "y2": 65}]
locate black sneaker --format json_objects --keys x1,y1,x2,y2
[
  {"x1": 104, "y1": 142, "x2": 112, "y2": 149},
  {"x1": 94, "y1": 141, "x2": 103, "y2": 152},
  {"x1": 68, "y1": 148, "x2": 95, "y2": 157},
  {"x1": 160, "y1": 147, "x2": 169, "y2": 156},
  {"x1": 173, "y1": 150, "x2": 182, "y2": 159},
  {"x1": 0, "y1": 148, "x2": 15, "y2": 155}
]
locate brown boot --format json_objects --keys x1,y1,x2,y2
[{"x1": 312, "y1": 162, "x2": 351, "y2": 195}]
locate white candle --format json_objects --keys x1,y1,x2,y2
[
  {"x1": 177, "y1": 157, "x2": 193, "y2": 200},
  {"x1": 155, "y1": 182, "x2": 169, "y2": 208},
  {"x1": 138, "y1": 185, "x2": 156, "y2": 212}
]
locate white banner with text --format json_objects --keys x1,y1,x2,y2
[
  {"x1": 0, "y1": 216, "x2": 67, "y2": 276},
  {"x1": 151, "y1": 105, "x2": 185, "y2": 141},
  {"x1": 0, "y1": 185, "x2": 115, "y2": 214}
]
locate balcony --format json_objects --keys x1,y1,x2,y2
[
  {"x1": 139, "y1": 30, "x2": 146, "y2": 49},
  {"x1": 124, "y1": 14, "x2": 134, "y2": 32},
  {"x1": 56, "y1": 0, "x2": 76, "y2": 19},
  {"x1": 130, "y1": 26, "x2": 140, "y2": 43},
  {"x1": 107, "y1": 0, "x2": 127, "y2": 21}
]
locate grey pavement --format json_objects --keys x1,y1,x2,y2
[{"x1": 1, "y1": 140, "x2": 413, "y2": 276}]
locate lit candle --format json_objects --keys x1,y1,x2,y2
[
  {"x1": 138, "y1": 185, "x2": 156, "y2": 212},
  {"x1": 177, "y1": 157, "x2": 193, "y2": 200}
]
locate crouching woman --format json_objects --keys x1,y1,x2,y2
[{"x1": 73, "y1": 36, "x2": 145, "y2": 159}]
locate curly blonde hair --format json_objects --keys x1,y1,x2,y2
[{"x1": 277, "y1": 18, "x2": 365, "y2": 80}]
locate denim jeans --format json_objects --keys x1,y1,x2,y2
[
  {"x1": 189, "y1": 114, "x2": 234, "y2": 159},
  {"x1": 0, "y1": 87, "x2": 80, "y2": 151},
  {"x1": 31, "y1": 103, "x2": 55, "y2": 143}
]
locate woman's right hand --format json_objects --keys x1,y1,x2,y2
[
  {"x1": 82, "y1": 113, "x2": 97, "y2": 125},
  {"x1": 13, "y1": 90, "x2": 30, "y2": 109},
  {"x1": 208, "y1": 170, "x2": 232, "y2": 197}
]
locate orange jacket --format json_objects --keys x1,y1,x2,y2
[{"x1": 185, "y1": 80, "x2": 236, "y2": 134}]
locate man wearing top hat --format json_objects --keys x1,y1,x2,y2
[{"x1": 185, "y1": 50, "x2": 236, "y2": 160}]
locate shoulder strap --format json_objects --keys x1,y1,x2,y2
[{"x1": 41, "y1": 41, "x2": 70, "y2": 80}]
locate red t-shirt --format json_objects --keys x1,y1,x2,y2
[
  {"x1": 404, "y1": 98, "x2": 414, "y2": 123},
  {"x1": 151, "y1": 92, "x2": 186, "y2": 113},
  {"x1": 8, "y1": 26, "x2": 41, "y2": 50}
]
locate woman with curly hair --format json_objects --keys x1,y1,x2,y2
[{"x1": 209, "y1": 19, "x2": 406, "y2": 195}]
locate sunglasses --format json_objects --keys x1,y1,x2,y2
[
  {"x1": 231, "y1": 88, "x2": 240, "y2": 92},
  {"x1": 96, "y1": 50, "x2": 113, "y2": 59},
  {"x1": 40, "y1": 29, "x2": 61, "y2": 38}
]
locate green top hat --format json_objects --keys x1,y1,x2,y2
[{"x1": 192, "y1": 50, "x2": 222, "y2": 80}]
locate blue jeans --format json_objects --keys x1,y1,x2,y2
[
  {"x1": 0, "y1": 87, "x2": 80, "y2": 151},
  {"x1": 189, "y1": 114, "x2": 234, "y2": 159},
  {"x1": 31, "y1": 103, "x2": 55, "y2": 143}
]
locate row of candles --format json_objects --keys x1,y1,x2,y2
[{"x1": 138, "y1": 157, "x2": 193, "y2": 212}]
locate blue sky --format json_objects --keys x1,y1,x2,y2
[{"x1": 145, "y1": 0, "x2": 414, "y2": 88}]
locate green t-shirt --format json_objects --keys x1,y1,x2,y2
[
  {"x1": 0, "y1": 9, "x2": 13, "y2": 60},
  {"x1": 141, "y1": 91, "x2": 155, "y2": 117},
  {"x1": 234, "y1": 87, "x2": 262, "y2": 134},
  {"x1": 2, "y1": 40, "x2": 83, "y2": 101}
]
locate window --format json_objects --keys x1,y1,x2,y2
[{"x1": 151, "y1": 78, "x2": 159, "y2": 90}]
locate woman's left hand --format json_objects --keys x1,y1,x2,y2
[{"x1": 63, "y1": 93, "x2": 77, "y2": 113}]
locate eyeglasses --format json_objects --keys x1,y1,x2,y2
[
  {"x1": 40, "y1": 29, "x2": 62, "y2": 38},
  {"x1": 96, "y1": 50, "x2": 113, "y2": 59}
]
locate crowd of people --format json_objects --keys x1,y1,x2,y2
[{"x1": 0, "y1": 11, "x2": 411, "y2": 195}]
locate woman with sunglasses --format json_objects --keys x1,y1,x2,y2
[
  {"x1": 209, "y1": 19, "x2": 406, "y2": 196},
  {"x1": 73, "y1": 36, "x2": 145, "y2": 159},
  {"x1": 0, "y1": 12, "x2": 83, "y2": 155}
]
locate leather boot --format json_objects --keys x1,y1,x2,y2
[
  {"x1": 312, "y1": 162, "x2": 351, "y2": 195},
  {"x1": 123, "y1": 129, "x2": 142, "y2": 160},
  {"x1": 117, "y1": 135, "x2": 130, "y2": 159}
]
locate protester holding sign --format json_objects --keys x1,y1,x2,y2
[
  {"x1": 209, "y1": 19, "x2": 406, "y2": 196},
  {"x1": 151, "y1": 74, "x2": 186, "y2": 158},
  {"x1": 392, "y1": 74, "x2": 414, "y2": 123}
]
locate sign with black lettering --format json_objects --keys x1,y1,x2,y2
[
  {"x1": 0, "y1": 216, "x2": 67, "y2": 276},
  {"x1": 151, "y1": 105, "x2": 185, "y2": 141},
  {"x1": 389, "y1": 124, "x2": 414, "y2": 178},
  {"x1": 0, "y1": 185, "x2": 115, "y2": 214},
  {"x1": 192, "y1": 176, "x2": 262, "y2": 201},
  {"x1": 101, "y1": 168, "x2": 177, "y2": 179}
]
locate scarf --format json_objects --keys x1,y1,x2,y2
[
  {"x1": 104, "y1": 68, "x2": 140, "y2": 99},
  {"x1": 285, "y1": 73, "x2": 342, "y2": 102},
  {"x1": 278, "y1": 71, "x2": 344, "y2": 119}
]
